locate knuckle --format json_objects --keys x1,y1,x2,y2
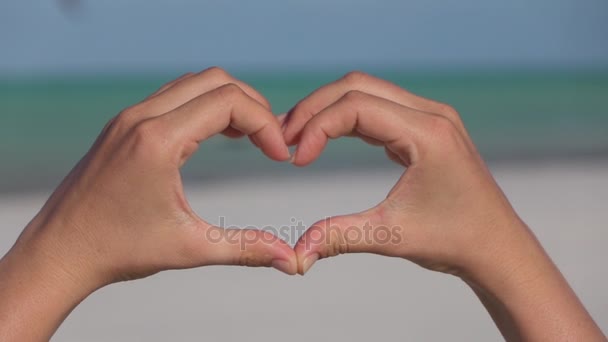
[
  {"x1": 110, "y1": 105, "x2": 145, "y2": 134},
  {"x1": 129, "y1": 119, "x2": 168, "y2": 155},
  {"x1": 215, "y1": 83, "x2": 244, "y2": 101},
  {"x1": 342, "y1": 70, "x2": 370, "y2": 85},
  {"x1": 343, "y1": 89, "x2": 365, "y2": 100},
  {"x1": 426, "y1": 115, "x2": 463, "y2": 147},
  {"x1": 342, "y1": 89, "x2": 367, "y2": 104},
  {"x1": 437, "y1": 102, "x2": 461, "y2": 121},
  {"x1": 117, "y1": 104, "x2": 142, "y2": 122},
  {"x1": 238, "y1": 251, "x2": 267, "y2": 267},
  {"x1": 131, "y1": 119, "x2": 156, "y2": 141},
  {"x1": 291, "y1": 101, "x2": 312, "y2": 117},
  {"x1": 322, "y1": 227, "x2": 349, "y2": 258},
  {"x1": 202, "y1": 66, "x2": 231, "y2": 81}
]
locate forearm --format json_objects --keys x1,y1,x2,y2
[
  {"x1": 462, "y1": 222, "x2": 605, "y2": 341},
  {"x1": 0, "y1": 232, "x2": 101, "y2": 341}
]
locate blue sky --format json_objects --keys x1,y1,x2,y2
[{"x1": 1, "y1": 0, "x2": 607, "y2": 74}]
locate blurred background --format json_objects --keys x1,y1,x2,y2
[
  {"x1": 1, "y1": 0, "x2": 607, "y2": 192},
  {"x1": 0, "y1": 1, "x2": 607, "y2": 341}
]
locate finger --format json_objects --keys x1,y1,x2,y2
[
  {"x1": 200, "y1": 226, "x2": 297, "y2": 275},
  {"x1": 156, "y1": 83, "x2": 291, "y2": 162},
  {"x1": 145, "y1": 72, "x2": 195, "y2": 99},
  {"x1": 146, "y1": 67, "x2": 271, "y2": 113},
  {"x1": 221, "y1": 127, "x2": 246, "y2": 139},
  {"x1": 276, "y1": 113, "x2": 288, "y2": 127},
  {"x1": 283, "y1": 71, "x2": 466, "y2": 145},
  {"x1": 294, "y1": 212, "x2": 387, "y2": 275},
  {"x1": 120, "y1": 67, "x2": 272, "y2": 129},
  {"x1": 223, "y1": 114, "x2": 287, "y2": 152},
  {"x1": 292, "y1": 91, "x2": 442, "y2": 166},
  {"x1": 224, "y1": 113, "x2": 287, "y2": 140},
  {"x1": 251, "y1": 114, "x2": 287, "y2": 147}
]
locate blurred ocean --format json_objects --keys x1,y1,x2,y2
[{"x1": 1, "y1": 69, "x2": 607, "y2": 193}]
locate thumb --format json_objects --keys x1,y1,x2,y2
[
  {"x1": 197, "y1": 226, "x2": 298, "y2": 275},
  {"x1": 294, "y1": 211, "x2": 385, "y2": 275}
]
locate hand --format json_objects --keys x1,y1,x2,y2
[
  {"x1": 284, "y1": 71, "x2": 520, "y2": 276},
  {"x1": 35, "y1": 67, "x2": 296, "y2": 281},
  {"x1": 284, "y1": 71, "x2": 605, "y2": 341},
  {"x1": 0, "y1": 67, "x2": 296, "y2": 341}
]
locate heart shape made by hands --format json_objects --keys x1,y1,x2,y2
[{"x1": 193, "y1": 70, "x2": 499, "y2": 279}]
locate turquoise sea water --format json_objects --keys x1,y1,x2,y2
[{"x1": 1, "y1": 70, "x2": 607, "y2": 193}]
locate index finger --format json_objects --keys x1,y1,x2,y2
[
  {"x1": 123, "y1": 67, "x2": 273, "y2": 126},
  {"x1": 155, "y1": 83, "x2": 290, "y2": 164},
  {"x1": 292, "y1": 91, "x2": 448, "y2": 166},
  {"x1": 283, "y1": 71, "x2": 466, "y2": 145}
]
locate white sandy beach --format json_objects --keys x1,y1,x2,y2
[{"x1": 1, "y1": 161, "x2": 607, "y2": 341}]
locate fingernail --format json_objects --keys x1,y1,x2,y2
[
  {"x1": 290, "y1": 150, "x2": 298, "y2": 164},
  {"x1": 283, "y1": 145, "x2": 291, "y2": 160},
  {"x1": 272, "y1": 259, "x2": 294, "y2": 275},
  {"x1": 280, "y1": 113, "x2": 289, "y2": 132},
  {"x1": 301, "y1": 253, "x2": 319, "y2": 275}
]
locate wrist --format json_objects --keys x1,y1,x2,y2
[
  {"x1": 457, "y1": 219, "x2": 605, "y2": 340},
  {"x1": 458, "y1": 217, "x2": 549, "y2": 292},
  {"x1": 15, "y1": 219, "x2": 107, "y2": 292},
  {"x1": 0, "y1": 223, "x2": 105, "y2": 340}
]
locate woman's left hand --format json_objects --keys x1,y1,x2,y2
[{"x1": 0, "y1": 67, "x2": 296, "y2": 341}]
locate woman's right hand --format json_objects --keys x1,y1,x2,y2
[
  {"x1": 284, "y1": 71, "x2": 605, "y2": 341},
  {"x1": 284, "y1": 71, "x2": 525, "y2": 276}
]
